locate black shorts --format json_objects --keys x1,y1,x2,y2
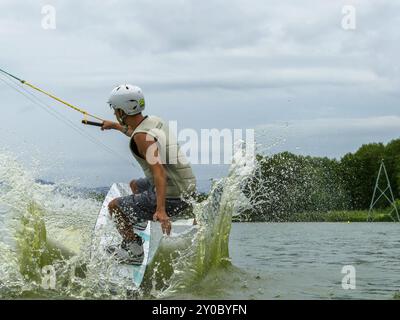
[{"x1": 115, "y1": 178, "x2": 191, "y2": 227}]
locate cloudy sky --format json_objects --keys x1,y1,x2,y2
[{"x1": 0, "y1": 0, "x2": 399, "y2": 190}]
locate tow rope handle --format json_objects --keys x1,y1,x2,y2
[{"x1": 82, "y1": 120, "x2": 103, "y2": 127}]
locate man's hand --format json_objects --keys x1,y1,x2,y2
[
  {"x1": 153, "y1": 209, "x2": 171, "y2": 235},
  {"x1": 101, "y1": 120, "x2": 118, "y2": 131}
]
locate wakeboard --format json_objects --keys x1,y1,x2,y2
[{"x1": 92, "y1": 183, "x2": 195, "y2": 290}]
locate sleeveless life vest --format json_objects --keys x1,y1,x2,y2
[{"x1": 129, "y1": 116, "x2": 197, "y2": 198}]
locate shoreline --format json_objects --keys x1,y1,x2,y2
[
  {"x1": 232, "y1": 210, "x2": 397, "y2": 223},
  {"x1": 86, "y1": 191, "x2": 397, "y2": 223}
]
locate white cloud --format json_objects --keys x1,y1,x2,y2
[
  {"x1": 255, "y1": 116, "x2": 400, "y2": 158},
  {"x1": 0, "y1": 0, "x2": 399, "y2": 185}
]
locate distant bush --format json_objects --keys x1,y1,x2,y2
[
  {"x1": 241, "y1": 152, "x2": 350, "y2": 221},
  {"x1": 236, "y1": 137, "x2": 400, "y2": 221}
]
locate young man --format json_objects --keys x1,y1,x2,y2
[{"x1": 101, "y1": 84, "x2": 196, "y2": 264}]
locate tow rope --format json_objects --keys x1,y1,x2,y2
[
  {"x1": 0, "y1": 67, "x2": 104, "y2": 124},
  {"x1": 0, "y1": 67, "x2": 132, "y2": 161}
]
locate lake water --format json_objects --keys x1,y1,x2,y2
[
  {"x1": 204, "y1": 222, "x2": 400, "y2": 300},
  {"x1": 1, "y1": 150, "x2": 399, "y2": 300},
  {"x1": 1, "y1": 210, "x2": 399, "y2": 299}
]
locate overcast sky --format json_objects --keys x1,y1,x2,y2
[{"x1": 0, "y1": 0, "x2": 399, "y2": 189}]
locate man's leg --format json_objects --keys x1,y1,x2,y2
[
  {"x1": 107, "y1": 198, "x2": 146, "y2": 264},
  {"x1": 108, "y1": 199, "x2": 137, "y2": 242},
  {"x1": 165, "y1": 198, "x2": 197, "y2": 225},
  {"x1": 130, "y1": 178, "x2": 152, "y2": 195},
  {"x1": 108, "y1": 178, "x2": 152, "y2": 241},
  {"x1": 108, "y1": 180, "x2": 155, "y2": 243},
  {"x1": 129, "y1": 179, "x2": 140, "y2": 194}
]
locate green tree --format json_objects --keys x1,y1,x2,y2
[
  {"x1": 340, "y1": 143, "x2": 385, "y2": 209},
  {"x1": 243, "y1": 152, "x2": 350, "y2": 221},
  {"x1": 384, "y1": 139, "x2": 400, "y2": 198}
]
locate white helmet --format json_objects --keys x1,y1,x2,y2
[{"x1": 107, "y1": 84, "x2": 145, "y2": 116}]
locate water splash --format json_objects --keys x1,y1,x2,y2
[
  {"x1": 0, "y1": 150, "x2": 109, "y2": 298},
  {"x1": 141, "y1": 142, "x2": 255, "y2": 298},
  {"x1": 0, "y1": 141, "x2": 255, "y2": 299}
]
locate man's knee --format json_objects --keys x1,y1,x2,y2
[
  {"x1": 130, "y1": 179, "x2": 139, "y2": 194},
  {"x1": 108, "y1": 199, "x2": 120, "y2": 216}
]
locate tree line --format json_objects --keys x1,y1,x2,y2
[{"x1": 240, "y1": 138, "x2": 400, "y2": 221}]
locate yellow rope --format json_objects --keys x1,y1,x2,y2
[
  {"x1": 22, "y1": 81, "x2": 104, "y2": 122},
  {"x1": 0, "y1": 68, "x2": 104, "y2": 122}
]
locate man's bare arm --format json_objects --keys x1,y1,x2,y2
[
  {"x1": 101, "y1": 120, "x2": 133, "y2": 137},
  {"x1": 134, "y1": 133, "x2": 171, "y2": 235}
]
